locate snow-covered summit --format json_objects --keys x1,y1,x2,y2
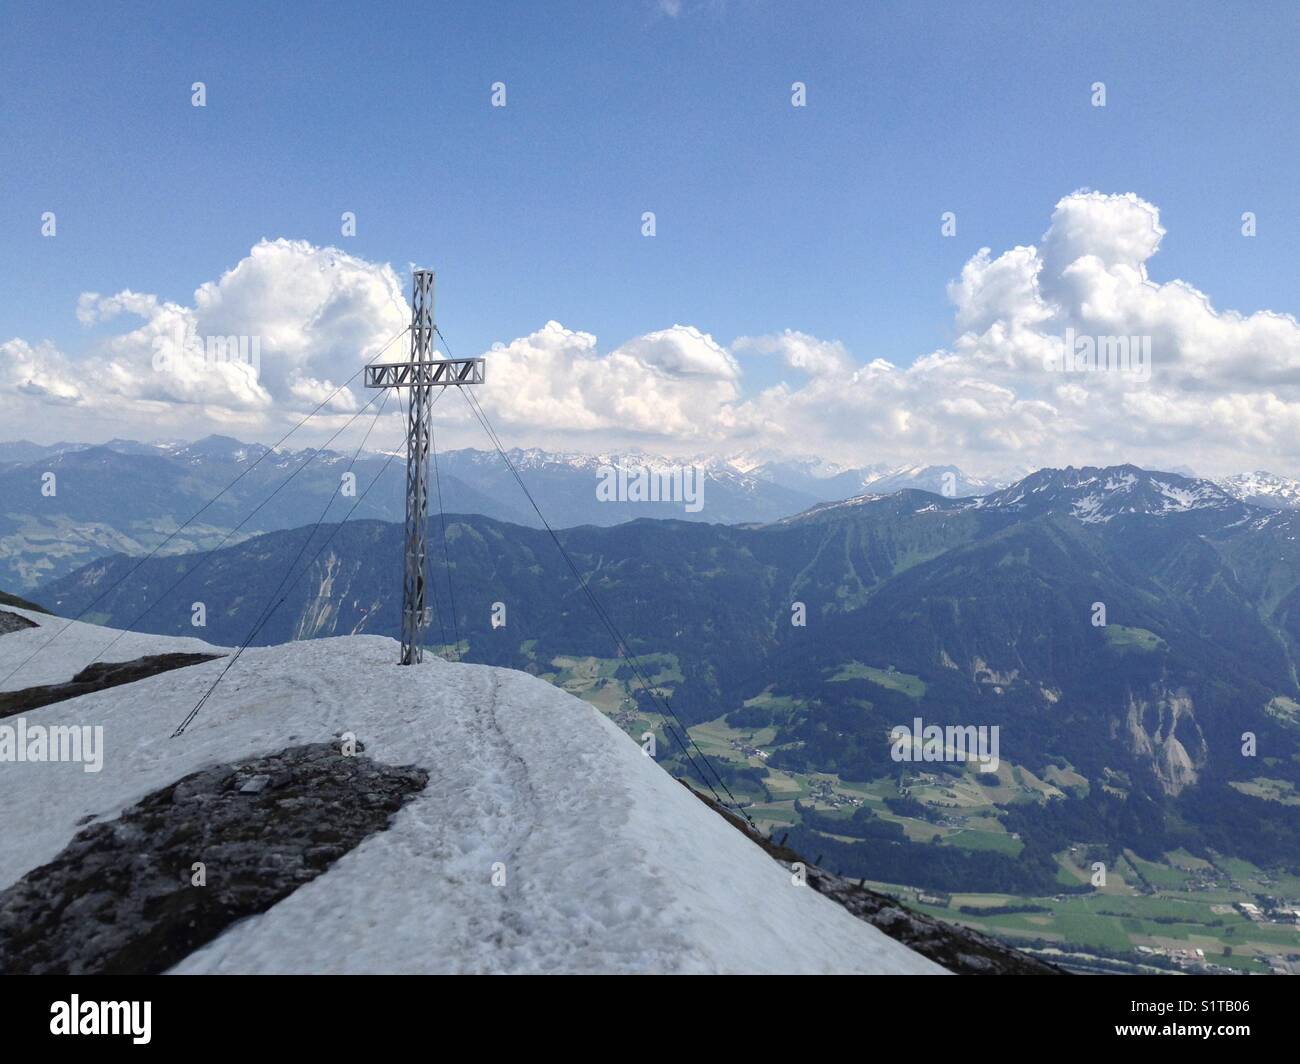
[
  {"x1": 771, "y1": 463, "x2": 1249, "y2": 529},
  {"x1": 0, "y1": 608, "x2": 941, "y2": 974},
  {"x1": 968, "y1": 465, "x2": 1240, "y2": 524},
  {"x1": 1215, "y1": 470, "x2": 1300, "y2": 510}
]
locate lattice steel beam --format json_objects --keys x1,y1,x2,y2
[
  {"x1": 364, "y1": 268, "x2": 483, "y2": 665},
  {"x1": 364, "y1": 358, "x2": 485, "y2": 389}
]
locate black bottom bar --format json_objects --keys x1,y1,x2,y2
[{"x1": 0, "y1": 973, "x2": 1290, "y2": 1051}]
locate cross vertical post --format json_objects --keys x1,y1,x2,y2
[
  {"x1": 364, "y1": 268, "x2": 485, "y2": 665},
  {"x1": 402, "y1": 269, "x2": 435, "y2": 664}
]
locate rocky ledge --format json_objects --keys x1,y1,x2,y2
[
  {"x1": 691, "y1": 786, "x2": 1065, "y2": 975},
  {"x1": 0, "y1": 652, "x2": 223, "y2": 718},
  {"x1": 0, "y1": 741, "x2": 428, "y2": 974}
]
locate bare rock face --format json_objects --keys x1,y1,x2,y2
[
  {"x1": 0, "y1": 742, "x2": 428, "y2": 974},
  {"x1": 0, "y1": 652, "x2": 223, "y2": 718},
  {"x1": 796, "y1": 863, "x2": 1063, "y2": 974},
  {"x1": 1124, "y1": 686, "x2": 1205, "y2": 795},
  {"x1": 688, "y1": 786, "x2": 1064, "y2": 975},
  {"x1": 0, "y1": 609, "x2": 37, "y2": 636},
  {"x1": 971, "y1": 656, "x2": 1019, "y2": 688}
]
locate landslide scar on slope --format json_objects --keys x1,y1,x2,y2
[{"x1": 0, "y1": 742, "x2": 428, "y2": 974}]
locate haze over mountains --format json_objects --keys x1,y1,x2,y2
[
  {"x1": 4, "y1": 435, "x2": 1298, "y2": 594},
  {"x1": 0, "y1": 434, "x2": 1014, "y2": 590}
]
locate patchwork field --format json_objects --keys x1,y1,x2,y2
[{"x1": 535, "y1": 645, "x2": 1300, "y2": 975}]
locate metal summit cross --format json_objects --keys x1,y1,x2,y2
[{"x1": 365, "y1": 268, "x2": 484, "y2": 665}]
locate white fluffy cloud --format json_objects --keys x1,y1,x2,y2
[
  {"x1": 4, "y1": 194, "x2": 1300, "y2": 476},
  {"x1": 2, "y1": 239, "x2": 407, "y2": 441},
  {"x1": 725, "y1": 190, "x2": 1300, "y2": 474},
  {"x1": 732, "y1": 331, "x2": 854, "y2": 375},
  {"x1": 476, "y1": 322, "x2": 742, "y2": 440}
]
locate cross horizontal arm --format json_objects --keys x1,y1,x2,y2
[{"x1": 365, "y1": 358, "x2": 485, "y2": 389}]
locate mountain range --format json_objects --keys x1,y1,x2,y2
[
  {"x1": 0, "y1": 435, "x2": 1016, "y2": 591},
  {"x1": 6, "y1": 435, "x2": 1299, "y2": 597},
  {"x1": 36, "y1": 462, "x2": 1300, "y2": 922}
]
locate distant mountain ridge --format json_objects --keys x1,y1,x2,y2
[
  {"x1": 1214, "y1": 470, "x2": 1300, "y2": 510},
  {"x1": 969, "y1": 465, "x2": 1241, "y2": 523},
  {"x1": 0, "y1": 435, "x2": 1011, "y2": 590},
  {"x1": 3, "y1": 433, "x2": 1296, "y2": 593},
  {"x1": 780, "y1": 463, "x2": 1247, "y2": 527}
]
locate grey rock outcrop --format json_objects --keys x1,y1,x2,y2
[{"x1": 0, "y1": 742, "x2": 428, "y2": 974}]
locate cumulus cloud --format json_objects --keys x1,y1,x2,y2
[
  {"x1": 4, "y1": 194, "x2": 1299, "y2": 476},
  {"x1": 740, "y1": 188, "x2": 1300, "y2": 475},
  {"x1": 476, "y1": 322, "x2": 743, "y2": 440},
  {"x1": 711, "y1": 190, "x2": 1300, "y2": 474},
  {"x1": 1040, "y1": 190, "x2": 1166, "y2": 280},
  {"x1": 2, "y1": 239, "x2": 408, "y2": 441},
  {"x1": 733, "y1": 331, "x2": 853, "y2": 375}
]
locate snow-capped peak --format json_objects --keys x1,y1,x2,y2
[
  {"x1": 970, "y1": 465, "x2": 1240, "y2": 523},
  {"x1": 1214, "y1": 470, "x2": 1300, "y2": 510}
]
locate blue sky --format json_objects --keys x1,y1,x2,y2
[
  {"x1": 5, "y1": 1, "x2": 1297, "y2": 362},
  {"x1": 2, "y1": 1, "x2": 1299, "y2": 473}
]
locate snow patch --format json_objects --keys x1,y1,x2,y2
[{"x1": 0, "y1": 609, "x2": 941, "y2": 975}]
